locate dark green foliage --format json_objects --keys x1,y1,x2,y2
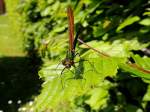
[
  {"x1": 0, "y1": 56, "x2": 42, "y2": 112},
  {"x1": 19, "y1": 0, "x2": 150, "y2": 111}
]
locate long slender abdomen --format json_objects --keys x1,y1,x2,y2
[{"x1": 67, "y1": 6, "x2": 74, "y2": 51}]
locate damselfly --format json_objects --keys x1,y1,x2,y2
[
  {"x1": 61, "y1": 5, "x2": 109, "y2": 73},
  {"x1": 61, "y1": 5, "x2": 80, "y2": 74}
]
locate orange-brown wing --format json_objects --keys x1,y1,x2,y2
[{"x1": 67, "y1": 6, "x2": 74, "y2": 51}]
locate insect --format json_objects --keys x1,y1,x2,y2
[
  {"x1": 61, "y1": 5, "x2": 108, "y2": 75},
  {"x1": 61, "y1": 5, "x2": 79, "y2": 74}
]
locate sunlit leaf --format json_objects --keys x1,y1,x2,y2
[
  {"x1": 119, "y1": 63, "x2": 150, "y2": 79},
  {"x1": 85, "y1": 81, "x2": 111, "y2": 110},
  {"x1": 139, "y1": 18, "x2": 150, "y2": 26},
  {"x1": 143, "y1": 11, "x2": 150, "y2": 16},
  {"x1": 116, "y1": 16, "x2": 140, "y2": 32},
  {"x1": 143, "y1": 85, "x2": 150, "y2": 101},
  {"x1": 132, "y1": 55, "x2": 150, "y2": 70}
]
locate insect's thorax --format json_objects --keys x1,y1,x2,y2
[{"x1": 67, "y1": 50, "x2": 75, "y2": 60}]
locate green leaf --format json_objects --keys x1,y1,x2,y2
[
  {"x1": 143, "y1": 85, "x2": 150, "y2": 101},
  {"x1": 116, "y1": 16, "x2": 140, "y2": 32},
  {"x1": 86, "y1": 88, "x2": 108, "y2": 110},
  {"x1": 139, "y1": 18, "x2": 150, "y2": 26},
  {"x1": 143, "y1": 11, "x2": 150, "y2": 16},
  {"x1": 85, "y1": 81, "x2": 111, "y2": 110},
  {"x1": 93, "y1": 57, "x2": 118, "y2": 77},
  {"x1": 124, "y1": 105, "x2": 142, "y2": 112},
  {"x1": 93, "y1": 24, "x2": 105, "y2": 37},
  {"x1": 119, "y1": 55, "x2": 150, "y2": 79},
  {"x1": 119, "y1": 63, "x2": 150, "y2": 80},
  {"x1": 132, "y1": 55, "x2": 150, "y2": 70}
]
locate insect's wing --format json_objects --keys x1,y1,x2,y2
[
  {"x1": 73, "y1": 29, "x2": 79, "y2": 50},
  {"x1": 67, "y1": 6, "x2": 74, "y2": 51}
]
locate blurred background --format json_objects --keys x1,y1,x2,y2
[{"x1": 0, "y1": 0, "x2": 42, "y2": 112}]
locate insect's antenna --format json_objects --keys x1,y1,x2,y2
[
  {"x1": 60, "y1": 67, "x2": 75, "y2": 89},
  {"x1": 127, "y1": 62, "x2": 150, "y2": 74},
  {"x1": 77, "y1": 38, "x2": 110, "y2": 57}
]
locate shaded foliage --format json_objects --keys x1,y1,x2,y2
[{"x1": 0, "y1": 57, "x2": 42, "y2": 112}]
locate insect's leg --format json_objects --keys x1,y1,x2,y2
[
  {"x1": 75, "y1": 58, "x2": 98, "y2": 74},
  {"x1": 74, "y1": 58, "x2": 89, "y2": 64},
  {"x1": 73, "y1": 64, "x2": 85, "y2": 79},
  {"x1": 55, "y1": 61, "x2": 63, "y2": 76},
  {"x1": 60, "y1": 67, "x2": 75, "y2": 89},
  {"x1": 73, "y1": 64, "x2": 77, "y2": 77},
  {"x1": 64, "y1": 65, "x2": 76, "y2": 81},
  {"x1": 60, "y1": 67, "x2": 66, "y2": 89},
  {"x1": 75, "y1": 52, "x2": 80, "y2": 57},
  {"x1": 84, "y1": 59, "x2": 98, "y2": 73},
  {"x1": 61, "y1": 67, "x2": 66, "y2": 76},
  {"x1": 73, "y1": 65, "x2": 87, "y2": 85},
  {"x1": 67, "y1": 68, "x2": 74, "y2": 74}
]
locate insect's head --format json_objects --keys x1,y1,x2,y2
[{"x1": 62, "y1": 58, "x2": 74, "y2": 68}]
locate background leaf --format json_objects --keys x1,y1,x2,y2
[{"x1": 116, "y1": 16, "x2": 140, "y2": 32}]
